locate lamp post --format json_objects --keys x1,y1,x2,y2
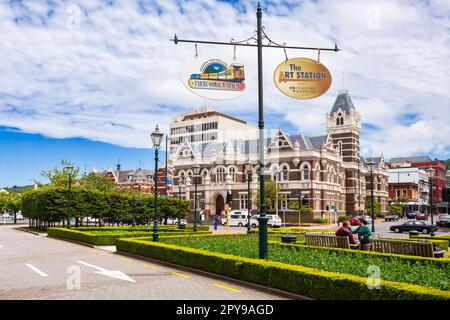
[
  {"x1": 426, "y1": 167, "x2": 435, "y2": 236},
  {"x1": 151, "y1": 125, "x2": 164, "y2": 242},
  {"x1": 193, "y1": 164, "x2": 201, "y2": 232},
  {"x1": 170, "y1": 3, "x2": 339, "y2": 259},
  {"x1": 367, "y1": 159, "x2": 375, "y2": 233},
  {"x1": 245, "y1": 158, "x2": 253, "y2": 235},
  {"x1": 65, "y1": 164, "x2": 74, "y2": 229}
]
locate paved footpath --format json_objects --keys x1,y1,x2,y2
[{"x1": 0, "y1": 226, "x2": 291, "y2": 300}]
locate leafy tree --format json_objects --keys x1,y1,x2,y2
[
  {"x1": 256, "y1": 181, "x2": 279, "y2": 210},
  {"x1": 389, "y1": 204, "x2": 404, "y2": 214},
  {"x1": 288, "y1": 201, "x2": 312, "y2": 215},
  {"x1": 35, "y1": 160, "x2": 79, "y2": 188},
  {"x1": 365, "y1": 198, "x2": 380, "y2": 216},
  {"x1": 79, "y1": 172, "x2": 117, "y2": 192}
]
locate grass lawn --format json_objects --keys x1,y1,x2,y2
[{"x1": 161, "y1": 234, "x2": 450, "y2": 291}]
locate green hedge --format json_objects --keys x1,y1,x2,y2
[
  {"x1": 74, "y1": 225, "x2": 210, "y2": 232},
  {"x1": 21, "y1": 187, "x2": 191, "y2": 226},
  {"x1": 47, "y1": 227, "x2": 212, "y2": 246},
  {"x1": 116, "y1": 238, "x2": 450, "y2": 300}
]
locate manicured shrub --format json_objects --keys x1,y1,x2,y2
[
  {"x1": 116, "y1": 237, "x2": 450, "y2": 300},
  {"x1": 338, "y1": 215, "x2": 350, "y2": 223},
  {"x1": 313, "y1": 218, "x2": 328, "y2": 224},
  {"x1": 48, "y1": 227, "x2": 212, "y2": 246}
]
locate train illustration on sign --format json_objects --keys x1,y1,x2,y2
[{"x1": 188, "y1": 59, "x2": 246, "y2": 91}]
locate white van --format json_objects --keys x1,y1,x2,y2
[
  {"x1": 221, "y1": 210, "x2": 248, "y2": 227},
  {"x1": 250, "y1": 214, "x2": 282, "y2": 228}
]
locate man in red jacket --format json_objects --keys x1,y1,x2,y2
[{"x1": 335, "y1": 221, "x2": 358, "y2": 248}]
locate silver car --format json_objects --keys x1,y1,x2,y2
[{"x1": 437, "y1": 214, "x2": 450, "y2": 228}]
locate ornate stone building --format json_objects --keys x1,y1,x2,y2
[{"x1": 168, "y1": 90, "x2": 389, "y2": 222}]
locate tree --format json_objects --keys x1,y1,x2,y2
[
  {"x1": 256, "y1": 181, "x2": 279, "y2": 211},
  {"x1": 79, "y1": 172, "x2": 117, "y2": 192},
  {"x1": 389, "y1": 203, "x2": 404, "y2": 214},
  {"x1": 35, "y1": 160, "x2": 79, "y2": 188},
  {"x1": 365, "y1": 198, "x2": 380, "y2": 216},
  {"x1": 288, "y1": 201, "x2": 312, "y2": 215}
]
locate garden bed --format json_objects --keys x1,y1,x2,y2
[
  {"x1": 116, "y1": 235, "x2": 450, "y2": 300},
  {"x1": 158, "y1": 234, "x2": 450, "y2": 292}
]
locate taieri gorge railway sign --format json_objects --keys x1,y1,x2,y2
[
  {"x1": 181, "y1": 56, "x2": 246, "y2": 100},
  {"x1": 273, "y1": 57, "x2": 332, "y2": 99}
]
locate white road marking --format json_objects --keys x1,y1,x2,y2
[
  {"x1": 26, "y1": 264, "x2": 49, "y2": 277},
  {"x1": 77, "y1": 260, "x2": 135, "y2": 283}
]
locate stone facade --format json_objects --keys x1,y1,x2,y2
[{"x1": 168, "y1": 90, "x2": 389, "y2": 222}]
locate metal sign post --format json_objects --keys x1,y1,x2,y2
[{"x1": 171, "y1": 2, "x2": 339, "y2": 259}]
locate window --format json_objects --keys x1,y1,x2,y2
[
  {"x1": 303, "y1": 166, "x2": 310, "y2": 180},
  {"x1": 229, "y1": 167, "x2": 236, "y2": 182},
  {"x1": 396, "y1": 190, "x2": 401, "y2": 198},
  {"x1": 216, "y1": 167, "x2": 225, "y2": 183},
  {"x1": 338, "y1": 141, "x2": 343, "y2": 157},
  {"x1": 239, "y1": 194, "x2": 248, "y2": 210},
  {"x1": 280, "y1": 166, "x2": 289, "y2": 181}
]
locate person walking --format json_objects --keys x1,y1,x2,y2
[
  {"x1": 352, "y1": 218, "x2": 372, "y2": 251},
  {"x1": 213, "y1": 214, "x2": 220, "y2": 231}
]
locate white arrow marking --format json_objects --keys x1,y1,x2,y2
[
  {"x1": 26, "y1": 264, "x2": 49, "y2": 277},
  {"x1": 77, "y1": 260, "x2": 135, "y2": 283}
]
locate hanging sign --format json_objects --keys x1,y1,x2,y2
[
  {"x1": 181, "y1": 56, "x2": 246, "y2": 100},
  {"x1": 273, "y1": 57, "x2": 332, "y2": 99}
]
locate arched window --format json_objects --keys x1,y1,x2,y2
[
  {"x1": 179, "y1": 171, "x2": 185, "y2": 184},
  {"x1": 228, "y1": 167, "x2": 236, "y2": 182},
  {"x1": 303, "y1": 166, "x2": 310, "y2": 180},
  {"x1": 216, "y1": 167, "x2": 225, "y2": 183},
  {"x1": 338, "y1": 141, "x2": 343, "y2": 157},
  {"x1": 280, "y1": 166, "x2": 289, "y2": 181},
  {"x1": 340, "y1": 117, "x2": 344, "y2": 125}
]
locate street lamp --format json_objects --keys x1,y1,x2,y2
[
  {"x1": 245, "y1": 158, "x2": 253, "y2": 235},
  {"x1": 367, "y1": 159, "x2": 375, "y2": 233},
  {"x1": 193, "y1": 164, "x2": 201, "y2": 232},
  {"x1": 151, "y1": 125, "x2": 164, "y2": 242},
  {"x1": 426, "y1": 167, "x2": 435, "y2": 236},
  {"x1": 65, "y1": 164, "x2": 74, "y2": 229}
]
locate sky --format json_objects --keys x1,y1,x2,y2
[{"x1": 0, "y1": 0, "x2": 449, "y2": 187}]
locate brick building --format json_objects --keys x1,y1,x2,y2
[{"x1": 168, "y1": 90, "x2": 389, "y2": 223}]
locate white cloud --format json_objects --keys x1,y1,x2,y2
[{"x1": 0, "y1": 0, "x2": 449, "y2": 159}]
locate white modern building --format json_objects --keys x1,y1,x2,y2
[
  {"x1": 169, "y1": 106, "x2": 258, "y2": 154},
  {"x1": 388, "y1": 167, "x2": 429, "y2": 205}
]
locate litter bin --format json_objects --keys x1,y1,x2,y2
[
  {"x1": 281, "y1": 234, "x2": 297, "y2": 243},
  {"x1": 409, "y1": 230, "x2": 419, "y2": 238},
  {"x1": 178, "y1": 223, "x2": 186, "y2": 230}
]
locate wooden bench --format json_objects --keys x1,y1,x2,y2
[
  {"x1": 305, "y1": 232, "x2": 353, "y2": 249},
  {"x1": 371, "y1": 239, "x2": 438, "y2": 257}
]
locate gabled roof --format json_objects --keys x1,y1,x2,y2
[
  {"x1": 388, "y1": 156, "x2": 431, "y2": 164},
  {"x1": 330, "y1": 89, "x2": 355, "y2": 115}
]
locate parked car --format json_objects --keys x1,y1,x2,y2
[
  {"x1": 361, "y1": 215, "x2": 373, "y2": 225},
  {"x1": 2, "y1": 213, "x2": 10, "y2": 219},
  {"x1": 221, "y1": 211, "x2": 248, "y2": 227},
  {"x1": 385, "y1": 212, "x2": 399, "y2": 222},
  {"x1": 436, "y1": 214, "x2": 450, "y2": 228},
  {"x1": 250, "y1": 214, "x2": 282, "y2": 228},
  {"x1": 406, "y1": 211, "x2": 421, "y2": 219},
  {"x1": 15, "y1": 213, "x2": 25, "y2": 220},
  {"x1": 348, "y1": 216, "x2": 361, "y2": 226},
  {"x1": 389, "y1": 220, "x2": 438, "y2": 234},
  {"x1": 415, "y1": 213, "x2": 428, "y2": 221}
]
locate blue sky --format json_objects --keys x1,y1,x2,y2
[{"x1": 0, "y1": 0, "x2": 449, "y2": 187}]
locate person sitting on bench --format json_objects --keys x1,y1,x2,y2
[{"x1": 335, "y1": 221, "x2": 359, "y2": 249}]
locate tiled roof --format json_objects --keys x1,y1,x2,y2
[
  {"x1": 388, "y1": 156, "x2": 431, "y2": 164},
  {"x1": 330, "y1": 89, "x2": 355, "y2": 115}
]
